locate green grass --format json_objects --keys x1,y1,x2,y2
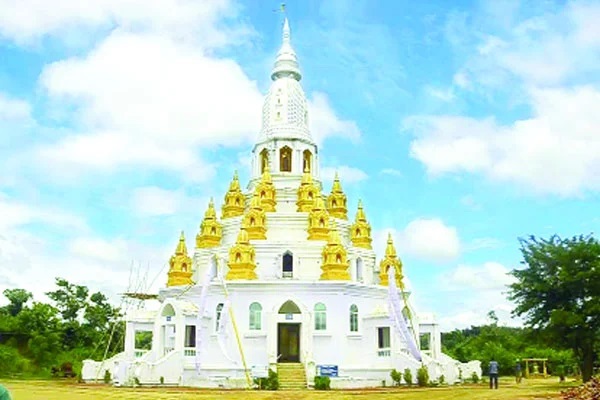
[{"x1": 2, "y1": 377, "x2": 578, "y2": 400}]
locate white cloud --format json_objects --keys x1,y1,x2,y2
[
  {"x1": 309, "y1": 92, "x2": 362, "y2": 145},
  {"x1": 0, "y1": 93, "x2": 31, "y2": 122},
  {"x1": 443, "y1": 262, "x2": 516, "y2": 291},
  {"x1": 320, "y1": 165, "x2": 367, "y2": 184},
  {"x1": 406, "y1": 86, "x2": 600, "y2": 196},
  {"x1": 131, "y1": 186, "x2": 208, "y2": 217},
  {"x1": 374, "y1": 218, "x2": 460, "y2": 263},
  {"x1": 460, "y1": 195, "x2": 481, "y2": 210},
  {"x1": 425, "y1": 86, "x2": 455, "y2": 102},
  {"x1": 68, "y1": 237, "x2": 127, "y2": 263},
  {"x1": 0, "y1": 0, "x2": 246, "y2": 48},
  {"x1": 0, "y1": 193, "x2": 87, "y2": 231},
  {"x1": 380, "y1": 168, "x2": 402, "y2": 177}
]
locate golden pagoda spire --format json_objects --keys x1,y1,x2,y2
[
  {"x1": 297, "y1": 166, "x2": 320, "y2": 212},
  {"x1": 196, "y1": 198, "x2": 223, "y2": 248},
  {"x1": 307, "y1": 195, "x2": 330, "y2": 240},
  {"x1": 222, "y1": 171, "x2": 245, "y2": 219},
  {"x1": 350, "y1": 200, "x2": 373, "y2": 249},
  {"x1": 320, "y1": 221, "x2": 350, "y2": 280},
  {"x1": 241, "y1": 192, "x2": 267, "y2": 240},
  {"x1": 226, "y1": 228, "x2": 257, "y2": 280},
  {"x1": 327, "y1": 171, "x2": 348, "y2": 219},
  {"x1": 379, "y1": 233, "x2": 403, "y2": 287},
  {"x1": 167, "y1": 231, "x2": 193, "y2": 287},
  {"x1": 254, "y1": 159, "x2": 276, "y2": 212}
]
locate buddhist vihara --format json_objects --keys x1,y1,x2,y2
[{"x1": 82, "y1": 17, "x2": 481, "y2": 389}]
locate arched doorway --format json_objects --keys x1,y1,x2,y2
[
  {"x1": 161, "y1": 304, "x2": 176, "y2": 356},
  {"x1": 277, "y1": 300, "x2": 302, "y2": 362}
]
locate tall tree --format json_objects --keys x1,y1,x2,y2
[
  {"x1": 509, "y1": 235, "x2": 600, "y2": 382},
  {"x1": 2, "y1": 289, "x2": 32, "y2": 316}
]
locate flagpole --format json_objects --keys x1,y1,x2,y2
[{"x1": 218, "y1": 258, "x2": 252, "y2": 388}]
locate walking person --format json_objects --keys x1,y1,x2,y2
[
  {"x1": 515, "y1": 360, "x2": 522, "y2": 384},
  {"x1": 489, "y1": 359, "x2": 499, "y2": 389}
]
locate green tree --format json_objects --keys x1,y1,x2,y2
[
  {"x1": 509, "y1": 235, "x2": 600, "y2": 382},
  {"x1": 2, "y1": 289, "x2": 32, "y2": 316}
]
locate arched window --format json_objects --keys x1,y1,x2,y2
[
  {"x1": 280, "y1": 146, "x2": 292, "y2": 172},
  {"x1": 282, "y1": 251, "x2": 293, "y2": 278},
  {"x1": 314, "y1": 303, "x2": 326, "y2": 331},
  {"x1": 356, "y1": 258, "x2": 363, "y2": 282},
  {"x1": 216, "y1": 303, "x2": 224, "y2": 331},
  {"x1": 249, "y1": 302, "x2": 262, "y2": 330},
  {"x1": 181, "y1": 263, "x2": 187, "y2": 272},
  {"x1": 303, "y1": 150, "x2": 312, "y2": 173},
  {"x1": 260, "y1": 149, "x2": 269, "y2": 173},
  {"x1": 350, "y1": 304, "x2": 359, "y2": 332}
]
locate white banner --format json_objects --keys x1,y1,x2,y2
[{"x1": 387, "y1": 267, "x2": 422, "y2": 361}]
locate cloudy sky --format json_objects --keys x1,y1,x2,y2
[{"x1": 0, "y1": 0, "x2": 599, "y2": 331}]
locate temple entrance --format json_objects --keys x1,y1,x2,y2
[{"x1": 278, "y1": 323, "x2": 300, "y2": 362}]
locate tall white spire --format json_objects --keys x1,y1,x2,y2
[{"x1": 271, "y1": 18, "x2": 302, "y2": 81}]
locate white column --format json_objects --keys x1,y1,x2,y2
[{"x1": 124, "y1": 321, "x2": 135, "y2": 357}]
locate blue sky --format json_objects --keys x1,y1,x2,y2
[{"x1": 0, "y1": 0, "x2": 599, "y2": 330}]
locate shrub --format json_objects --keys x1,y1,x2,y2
[
  {"x1": 159, "y1": 376, "x2": 164, "y2": 385},
  {"x1": 439, "y1": 374, "x2": 445, "y2": 385},
  {"x1": 103, "y1": 369, "x2": 111, "y2": 384},
  {"x1": 471, "y1": 371, "x2": 479, "y2": 384},
  {"x1": 0, "y1": 345, "x2": 31, "y2": 376},
  {"x1": 134, "y1": 377, "x2": 140, "y2": 386},
  {"x1": 314, "y1": 375, "x2": 331, "y2": 390},
  {"x1": 403, "y1": 368, "x2": 413, "y2": 386},
  {"x1": 254, "y1": 369, "x2": 279, "y2": 390},
  {"x1": 417, "y1": 365, "x2": 429, "y2": 387},
  {"x1": 561, "y1": 376, "x2": 599, "y2": 400},
  {"x1": 390, "y1": 369, "x2": 402, "y2": 386}
]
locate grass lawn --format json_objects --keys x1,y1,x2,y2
[{"x1": 2, "y1": 377, "x2": 577, "y2": 400}]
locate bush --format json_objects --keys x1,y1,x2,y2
[
  {"x1": 314, "y1": 375, "x2": 331, "y2": 390},
  {"x1": 561, "y1": 376, "x2": 600, "y2": 400},
  {"x1": 254, "y1": 369, "x2": 279, "y2": 390},
  {"x1": 159, "y1": 376, "x2": 164, "y2": 385},
  {"x1": 471, "y1": 371, "x2": 479, "y2": 384},
  {"x1": 103, "y1": 369, "x2": 111, "y2": 384},
  {"x1": 390, "y1": 369, "x2": 402, "y2": 386},
  {"x1": 0, "y1": 344, "x2": 31, "y2": 376},
  {"x1": 417, "y1": 365, "x2": 429, "y2": 387},
  {"x1": 403, "y1": 368, "x2": 413, "y2": 386},
  {"x1": 439, "y1": 374, "x2": 445, "y2": 385}
]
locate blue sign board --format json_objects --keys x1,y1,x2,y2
[{"x1": 317, "y1": 365, "x2": 338, "y2": 377}]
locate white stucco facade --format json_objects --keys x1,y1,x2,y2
[{"x1": 82, "y1": 18, "x2": 481, "y2": 389}]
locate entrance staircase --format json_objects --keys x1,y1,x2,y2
[{"x1": 277, "y1": 363, "x2": 306, "y2": 390}]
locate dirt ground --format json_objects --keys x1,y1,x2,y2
[{"x1": 2, "y1": 377, "x2": 575, "y2": 400}]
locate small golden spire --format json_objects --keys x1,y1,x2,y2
[
  {"x1": 307, "y1": 195, "x2": 330, "y2": 240},
  {"x1": 222, "y1": 171, "x2": 245, "y2": 219},
  {"x1": 226, "y1": 228, "x2": 257, "y2": 280},
  {"x1": 297, "y1": 169, "x2": 320, "y2": 212},
  {"x1": 254, "y1": 159, "x2": 276, "y2": 212},
  {"x1": 379, "y1": 233, "x2": 403, "y2": 287},
  {"x1": 167, "y1": 231, "x2": 193, "y2": 287},
  {"x1": 242, "y1": 193, "x2": 267, "y2": 240},
  {"x1": 350, "y1": 200, "x2": 372, "y2": 249},
  {"x1": 327, "y1": 171, "x2": 348, "y2": 219},
  {"x1": 196, "y1": 199, "x2": 223, "y2": 248},
  {"x1": 320, "y1": 220, "x2": 350, "y2": 280}
]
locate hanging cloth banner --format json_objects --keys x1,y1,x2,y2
[
  {"x1": 387, "y1": 267, "x2": 422, "y2": 362},
  {"x1": 216, "y1": 298, "x2": 238, "y2": 365},
  {"x1": 195, "y1": 264, "x2": 213, "y2": 374}
]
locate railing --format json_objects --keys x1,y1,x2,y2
[
  {"x1": 184, "y1": 348, "x2": 196, "y2": 357},
  {"x1": 377, "y1": 349, "x2": 391, "y2": 357}
]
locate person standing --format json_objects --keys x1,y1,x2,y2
[
  {"x1": 515, "y1": 360, "x2": 522, "y2": 383},
  {"x1": 489, "y1": 359, "x2": 499, "y2": 389}
]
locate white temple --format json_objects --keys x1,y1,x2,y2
[{"x1": 82, "y1": 18, "x2": 480, "y2": 389}]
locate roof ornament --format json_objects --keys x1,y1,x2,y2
[{"x1": 271, "y1": 4, "x2": 301, "y2": 81}]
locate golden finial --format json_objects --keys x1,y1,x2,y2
[
  {"x1": 255, "y1": 159, "x2": 276, "y2": 212},
  {"x1": 226, "y1": 228, "x2": 257, "y2": 280},
  {"x1": 167, "y1": 231, "x2": 193, "y2": 287},
  {"x1": 222, "y1": 171, "x2": 245, "y2": 219},
  {"x1": 242, "y1": 193, "x2": 267, "y2": 240},
  {"x1": 350, "y1": 200, "x2": 372, "y2": 249},
  {"x1": 320, "y1": 219, "x2": 350, "y2": 280},
  {"x1": 307, "y1": 194, "x2": 330, "y2": 240},
  {"x1": 379, "y1": 233, "x2": 403, "y2": 287},
  {"x1": 327, "y1": 171, "x2": 347, "y2": 219}
]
